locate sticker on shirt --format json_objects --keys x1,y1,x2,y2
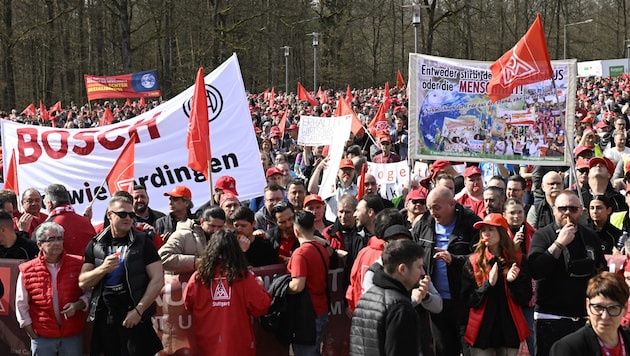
[{"x1": 212, "y1": 277, "x2": 231, "y2": 307}]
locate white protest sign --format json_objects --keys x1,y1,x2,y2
[
  {"x1": 319, "y1": 116, "x2": 352, "y2": 200},
  {"x1": 2, "y1": 54, "x2": 266, "y2": 223},
  {"x1": 366, "y1": 161, "x2": 409, "y2": 200}
]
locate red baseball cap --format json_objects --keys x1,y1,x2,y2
[
  {"x1": 406, "y1": 189, "x2": 427, "y2": 203},
  {"x1": 464, "y1": 165, "x2": 482, "y2": 177},
  {"x1": 473, "y1": 213, "x2": 510, "y2": 231},
  {"x1": 163, "y1": 186, "x2": 192, "y2": 199},
  {"x1": 339, "y1": 158, "x2": 355, "y2": 170},
  {"x1": 219, "y1": 192, "x2": 239, "y2": 207},
  {"x1": 573, "y1": 145, "x2": 593, "y2": 158},
  {"x1": 303, "y1": 194, "x2": 325, "y2": 207},
  {"x1": 265, "y1": 167, "x2": 283, "y2": 178},
  {"x1": 576, "y1": 158, "x2": 590, "y2": 170},
  {"x1": 215, "y1": 175, "x2": 238, "y2": 196},
  {"x1": 595, "y1": 120, "x2": 609, "y2": 129},
  {"x1": 589, "y1": 157, "x2": 614, "y2": 175}
]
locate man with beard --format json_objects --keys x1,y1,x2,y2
[
  {"x1": 132, "y1": 185, "x2": 166, "y2": 228},
  {"x1": 482, "y1": 186, "x2": 506, "y2": 217},
  {"x1": 527, "y1": 171, "x2": 564, "y2": 230},
  {"x1": 155, "y1": 186, "x2": 196, "y2": 240},
  {"x1": 528, "y1": 191, "x2": 606, "y2": 355},
  {"x1": 308, "y1": 158, "x2": 358, "y2": 222},
  {"x1": 455, "y1": 166, "x2": 485, "y2": 216},
  {"x1": 353, "y1": 195, "x2": 384, "y2": 239},
  {"x1": 287, "y1": 179, "x2": 307, "y2": 211}
]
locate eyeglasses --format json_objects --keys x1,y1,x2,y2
[
  {"x1": 411, "y1": 199, "x2": 426, "y2": 205},
  {"x1": 556, "y1": 206, "x2": 580, "y2": 214},
  {"x1": 589, "y1": 303, "x2": 624, "y2": 317},
  {"x1": 41, "y1": 236, "x2": 64, "y2": 243},
  {"x1": 110, "y1": 211, "x2": 136, "y2": 219}
]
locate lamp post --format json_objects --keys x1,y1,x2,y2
[
  {"x1": 282, "y1": 46, "x2": 290, "y2": 94},
  {"x1": 411, "y1": 2, "x2": 421, "y2": 53},
  {"x1": 563, "y1": 19, "x2": 593, "y2": 59},
  {"x1": 626, "y1": 40, "x2": 630, "y2": 74},
  {"x1": 311, "y1": 32, "x2": 319, "y2": 92}
]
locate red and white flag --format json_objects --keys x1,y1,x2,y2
[
  {"x1": 49, "y1": 101, "x2": 62, "y2": 114},
  {"x1": 186, "y1": 67, "x2": 211, "y2": 180},
  {"x1": 21, "y1": 103, "x2": 36, "y2": 117},
  {"x1": 4, "y1": 148, "x2": 19, "y2": 195},
  {"x1": 101, "y1": 107, "x2": 114, "y2": 126},
  {"x1": 487, "y1": 13, "x2": 553, "y2": 102},
  {"x1": 39, "y1": 100, "x2": 50, "y2": 121},
  {"x1": 105, "y1": 134, "x2": 137, "y2": 194},
  {"x1": 297, "y1": 82, "x2": 319, "y2": 106},
  {"x1": 368, "y1": 83, "x2": 392, "y2": 136}
]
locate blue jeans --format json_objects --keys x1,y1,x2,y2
[
  {"x1": 293, "y1": 312, "x2": 329, "y2": 356},
  {"x1": 31, "y1": 334, "x2": 82, "y2": 356}
]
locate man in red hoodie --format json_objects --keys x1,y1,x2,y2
[{"x1": 16, "y1": 222, "x2": 89, "y2": 355}]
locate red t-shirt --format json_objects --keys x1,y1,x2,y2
[
  {"x1": 288, "y1": 241, "x2": 329, "y2": 315},
  {"x1": 278, "y1": 233, "x2": 296, "y2": 263},
  {"x1": 457, "y1": 193, "x2": 484, "y2": 216}
]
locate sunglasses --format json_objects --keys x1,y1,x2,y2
[
  {"x1": 556, "y1": 206, "x2": 580, "y2": 214},
  {"x1": 40, "y1": 236, "x2": 64, "y2": 243},
  {"x1": 110, "y1": 211, "x2": 136, "y2": 219},
  {"x1": 411, "y1": 199, "x2": 426, "y2": 205},
  {"x1": 578, "y1": 168, "x2": 589, "y2": 173}
]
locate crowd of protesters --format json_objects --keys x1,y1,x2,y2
[{"x1": 3, "y1": 74, "x2": 630, "y2": 356}]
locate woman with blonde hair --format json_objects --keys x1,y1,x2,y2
[{"x1": 461, "y1": 213, "x2": 532, "y2": 356}]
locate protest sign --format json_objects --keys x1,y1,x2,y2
[
  {"x1": 408, "y1": 54, "x2": 576, "y2": 165},
  {"x1": 84, "y1": 70, "x2": 161, "y2": 101},
  {"x1": 3, "y1": 54, "x2": 266, "y2": 223}
]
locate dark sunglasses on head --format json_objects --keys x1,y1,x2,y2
[
  {"x1": 411, "y1": 199, "x2": 426, "y2": 205},
  {"x1": 556, "y1": 206, "x2": 580, "y2": 214},
  {"x1": 111, "y1": 211, "x2": 136, "y2": 219}
]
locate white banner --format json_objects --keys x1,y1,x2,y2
[
  {"x1": 297, "y1": 115, "x2": 352, "y2": 146},
  {"x1": 2, "y1": 54, "x2": 266, "y2": 222},
  {"x1": 318, "y1": 116, "x2": 352, "y2": 200},
  {"x1": 366, "y1": 161, "x2": 408, "y2": 200}
]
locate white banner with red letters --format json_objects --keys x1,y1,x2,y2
[{"x1": 1, "y1": 54, "x2": 266, "y2": 222}]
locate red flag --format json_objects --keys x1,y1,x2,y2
[
  {"x1": 139, "y1": 97, "x2": 146, "y2": 108},
  {"x1": 105, "y1": 134, "x2": 137, "y2": 194},
  {"x1": 125, "y1": 98, "x2": 131, "y2": 107},
  {"x1": 316, "y1": 86, "x2": 328, "y2": 104},
  {"x1": 334, "y1": 96, "x2": 364, "y2": 135},
  {"x1": 49, "y1": 101, "x2": 62, "y2": 114},
  {"x1": 186, "y1": 67, "x2": 211, "y2": 180},
  {"x1": 297, "y1": 82, "x2": 319, "y2": 106},
  {"x1": 39, "y1": 100, "x2": 50, "y2": 120},
  {"x1": 270, "y1": 87, "x2": 275, "y2": 108},
  {"x1": 368, "y1": 84, "x2": 393, "y2": 137},
  {"x1": 396, "y1": 69, "x2": 405, "y2": 88},
  {"x1": 278, "y1": 108, "x2": 289, "y2": 139},
  {"x1": 101, "y1": 107, "x2": 114, "y2": 126},
  {"x1": 487, "y1": 13, "x2": 553, "y2": 102},
  {"x1": 346, "y1": 85, "x2": 352, "y2": 103},
  {"x1": 4, "y1": 149, "x2": 19, "y2": 196},
  {"x1": 357, "y1": 163, "x2": 367, "y2": 201},
  {"x1": 21, "y1": 103, "x2": 36, "y2": 117},
  {"x1": 263, "y1": 88, "x2": 270, "y2": 101}
]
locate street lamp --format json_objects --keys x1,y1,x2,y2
[
  {"x1": 311, "y1": 32, "x2": 319, "y2": 92},
  {"x1": 282, "y1": 46, "x2": 290, "y2": 94},
  {"x1": 625, "y1": 40, "x2": 630, "y2": 74},
  {"x1": 411, "y1": 2, "x2": 421, "y2": 53},
  {"x1": 563, "y1": 19, "x2": 593, "y2": 59}
]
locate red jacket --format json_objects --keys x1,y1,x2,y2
[
  {"x1": 47, "y1": 205, "x2": 96, "y2": 256},
  {"x1": 19, "y1": 252, "x2": 86, "y2": 338},
  {"x1": 183, "y1": 270, "x2": 271, "y2": 356},
  {"x1": 464, "y1": 250, "x2": 529, "y2": 345},
  {"x1": 346, "y1": 236, "x2": 385, "y2": 313}
]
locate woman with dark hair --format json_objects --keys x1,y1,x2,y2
[
  {"x1": 183, "y1": 229, "x2": 271, "y2": 356},
  {"x1": 288, "y1": 210, "x2": 330, "y2": 356},
  {"x1": 588, "y1": 195, "x2": 623, "y2": 254},
  {"x1": 461, "y1": 213, "x2": 531, "y2": 356},
  {"x1": 551, "y1": 272, "x2": 630, "y2": 355}
]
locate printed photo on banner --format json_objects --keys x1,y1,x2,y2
[{"x1": 408, "y1": 53, "x2": 577, "y2": 165}]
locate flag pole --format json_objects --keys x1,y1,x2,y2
[{"x1": 207, "y1": 163, "x2": 215, "y2": 206}]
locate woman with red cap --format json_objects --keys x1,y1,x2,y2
[{"x1": 461, "y1": 213, "x2": 531, "y2": 356}]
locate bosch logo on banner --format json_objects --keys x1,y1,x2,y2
[{"x1": 182, "y1": 84, "x2": 223, "y2": 123}]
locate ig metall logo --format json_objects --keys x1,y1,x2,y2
[{"x1": 182, "y1": 84, "x2": 223, "y2": 122}]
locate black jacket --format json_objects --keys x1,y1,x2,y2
[
  {"x1": 350, "y1": 268, "x2": 420, "y2": 356},
  {"x1": 550, "y1": 324, "x2": 630, "y2": 355},
  {"x1": 579, "y1": 182, "x2": 628, "y2": 213},
  {"x1": 529, "y1": 199, "x2": 555, "y2": 230},
  {"x1": 412, "y1": 203, "x2": 481, "y2": 304},
  {"x1": 527, "y1": 222, "x2": 606, "y2": 317},
  {"x1": 0, "y1": 232, "x2": 38, "y2": 260},
  {"x1": 587, "y1": 220, "x2": 622, "y2": 254}
]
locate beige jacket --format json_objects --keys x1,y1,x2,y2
[{"x1": 158, "y1": 219, "x2": 207, "y2": 273}]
